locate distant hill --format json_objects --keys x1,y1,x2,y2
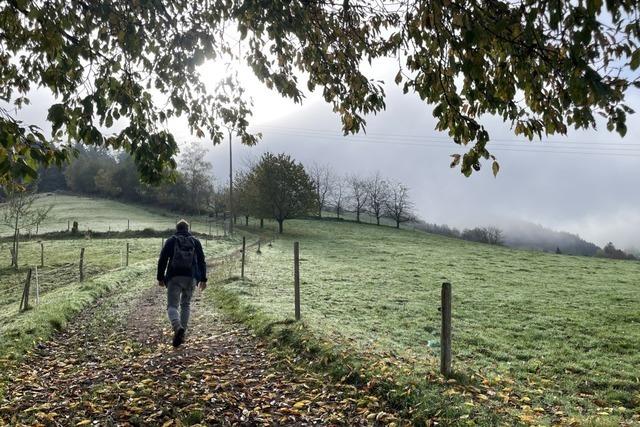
[{"x1": 501, "y1": 221, "x2": 600, "y2": 256}]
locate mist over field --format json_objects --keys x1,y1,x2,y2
[{"x1": 199, "y1": 84, "x2": 640, "y2": 251}]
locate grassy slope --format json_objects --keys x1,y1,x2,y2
[
  {"x1": 0, "y1": 193, "x2": 223, "y2": 236},
  {"x1": 0, "y1": 195, "x2": 244, "y2": 365},
  {"x1": 3, "y1": 195, "x2": 639, "y2": 424},
  {"x1": 222, "y1": 219, "x2": 640, "y2": 425}
]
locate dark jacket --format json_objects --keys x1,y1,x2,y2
[{"x1": 157, "y1": 231, "x2": 207, "y2": 282}]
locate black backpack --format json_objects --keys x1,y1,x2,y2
[{"x1": 170, "y1": 235, "x2": 196, "y2": 276}]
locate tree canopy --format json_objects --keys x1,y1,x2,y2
[
  {"x1": 1, "y1": 0, "x2": 639, "y2": 188},
  {"x1": 244, "y1": 152, "x2": 316, "y2": 233}
]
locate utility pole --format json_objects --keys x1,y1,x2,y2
[{"x1": 228, "y1": 128, "x2": 234, "y2": 235}]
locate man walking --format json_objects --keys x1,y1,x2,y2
[{"x1": 157, "y1": 219, "x2": 207, "y2": 347}]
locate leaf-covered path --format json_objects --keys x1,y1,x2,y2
[{"x1": 0, "y1": 285, "x2": 399, "y2": 426}]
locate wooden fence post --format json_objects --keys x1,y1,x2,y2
[
  {"x1": 294, "y1": 241, "x2": 300, "y2": 321},
  {"x1": 126, "y1": 243, "x2": 130, "y2": 267},
  {"x1": 79, "y1": 248, "x2": 85, "y2": 282},
  {"x1": 67, "y1": 220, "x2": 70, "y2": 232},
  {"x1": 19, "y1": 269, "x2": 32, "y2": 312},
  {"x1": 257, "y1": 240, "x2": 261, "y2": 254},
  {"x1": 441, "y1": 282, "x2": 452, "y2": 377},
  {"x1": 127, "y1": 219, "x2": 130, "y2": 231},
  {"x1": 35, "y1": 266, "x2": 40, "y2": 305},
  {"x1": 241, "y1": 236, "x2": 246, "y2": 279},
  {"x1": 40, "y1": 243, "x2": 44, "y2": 267}
]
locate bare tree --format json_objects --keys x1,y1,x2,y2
[
  {"x1": 346, "y1": 174, "x2": 368, "y2": 223},
  {"x1": 366, "y1": 172, "x2": 389, "y2": 226},
  {"x1": 331, "y1": 177, "x2": 346, "y2": 219},
  {"x1": 308, "y1": 163, "x2": 335, "y2": 218},
  {"x1": 1, "y1": 188, "x2": 52, "y2": 268},
  {"x1": 485, "y1": 226, "x2": 504, "y2": 245},
  {"x1": 385, "y1": 181, "x2": 414, "y2": 229}
]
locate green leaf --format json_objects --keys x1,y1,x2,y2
[{"x1": 630, "y1": 49, "x2": 640, "y2": 71}]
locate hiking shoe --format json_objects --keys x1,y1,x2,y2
[{"x1": 172, "y1": 327, "x2": 185, "y2": 347}]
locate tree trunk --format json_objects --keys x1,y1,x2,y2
[
  {"x1": 376, "y1": 215, "x2": 380, "y2": 226},
  {"x1": 337, "y1": 206, "x2": 341, "y2": 219},
  {"x1": 356, "y1": 210, "x2": 360, "y2": 223},
  {"x1": 245, "y1": 215, "x2": 249, "y2": 226},
  {"x1": 260, "y1": 218, "x2": 264, "y2": 228},
  {"x1": 396, "y1": 219, "x2": 400, "y2": 229},
  {"x1": 12, "y1": 214, "x2": 19, "y2": 268},
  {"x1": 318, "y1": 206, "x2": 322, "y2": 218},
  {"x1": 278, "y1": 219, "x2": 284, "y2": 234}
]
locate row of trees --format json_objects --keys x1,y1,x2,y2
[
  {"x1": 307, "y1": 166, "x2": 415, "y2": 228},
  {"x1": 225, "y1": 157, "x2": 417, "y2": 233},
  {"x1": 35, "y1": 144, "x2": 217, "y2": 214},
  {"x1": 414, "y1": 222, "x2": 504, "y2": 246},
  {"x1": 8, "y1": 146, "x2": 417, "y2": 234}
]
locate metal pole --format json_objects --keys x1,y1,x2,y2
[
  {"x1": 294, "y1": 242, "x2": 300, "y2": 321},
  {"x1": 228, "y1": 128, "x2": 234, "y2": 235},
  {"x1": 441, "y1": 282, "x2": 452, "y2": 377}
]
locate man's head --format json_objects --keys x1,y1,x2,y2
[{"x1": 176, "y1": 219, "x2": 189, "y2": 232}]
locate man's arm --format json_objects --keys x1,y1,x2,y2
[
  {"x1": 195, "y1": 239, "x2": 207, "y2": 283},
  {"x1": 157, "y1": 238, "x2": 172, "y2": 283}
]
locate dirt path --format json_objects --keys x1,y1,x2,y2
[{"x1": 0, "y1": 286, "x2": 398, "y2": 426}]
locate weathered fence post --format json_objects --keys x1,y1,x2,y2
[
  {"x1": 126, "y1": 243, "x2": 130, "y2": 267},
  {"x1": 67, "y1": 220, "x2": 70, "y2": 232},
  {"x1": 256, "y1": 240, "x2": 261, "y2": 254},
  {"x1": 40, "y1": 243, "x2": 44, "y2": 267},
  {"x1": 35, "y1": 265, "x2": 40, "y2": 305},
  {"x1": 441, "y1": 282, "x2": 452, "y2": 377},
  {"x1": 294, "y1": 241, "x2": 300, "y2": 321},
  {"x1": 127, "y1": 219, "x2": 130, "y2": 231},
  {"x1": 79, "y1": 248, "x2": 85, "y2": 282},
  {"x1": 19, "y1": 269, "x2": 32, "y2": 312},
  {"x1": 241, "y1": 236, "x2": 246, "y2": 279}
]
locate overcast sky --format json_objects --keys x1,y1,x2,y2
[
  {"x1": 191, "y1": 61, "x2": 640, "y2": 250},
  {"x1": 8, "y1": 59, "x2": 640, "y2": 249}
]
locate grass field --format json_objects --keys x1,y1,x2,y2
[
  {"x1": 224, "y1": 219, "x2": 640, "y2": 425},
  {"x1": 2, "y1": 194, "x2": 639, "y2": 425},
  {"x1": 0, "y1": 193, "x2": 223, "y2": 236},
  {"x1": 0, "y1": 194, "x2": 246, "y2": 363}
]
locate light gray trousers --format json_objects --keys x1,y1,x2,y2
[{"x1": 167, "y1": 276, "x2": 196, "y2": 332}]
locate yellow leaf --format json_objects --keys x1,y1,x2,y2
[
  {"x1": 293, "y1": 401, "x2": 307, "y2": 409},
  {"x1": 76, "y1": 421, "x2": 92, "y2": 426},
  {"x1": 161, "y1": 421, "x2": 174, "y2": 427}
]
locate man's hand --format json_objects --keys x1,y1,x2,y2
[
  {"x1": 197, "y1": 281, "x2": 207, "y2": 291},
  {"x1": 158, "y1": 280, "x2": 165, "y2": 287}
]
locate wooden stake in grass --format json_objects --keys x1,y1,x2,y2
[
  {"x1": 241, "y1": 236, "x2": 246, "y2": 279},
  {"x1": 441, "y1": 282, "x2": 452, "y2": 377},
  {"x1": 40, "y1": 242, "x2": 44, "y2": 267},
  {"x1": 35, "y1": 265, "x2": 40, "y2": 305},
  {"x1": 19, "y1": 269, "x2": 32, "y2": 312},
  {"x1": 126, "y1": 243, "x2": 130, "y2": 267},
  {"x1": 79, "y1": 247, "x2": 85, "y2": 282},
  {"x1": 127, "y1": 219, "x2": 130, "y2": 230},
  {"x1": 294, "y1": 241, "x2": 300, "y2": 321}
]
